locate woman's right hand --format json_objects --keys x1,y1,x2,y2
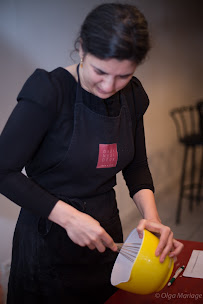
[{"x1": 48, "y1": 200, "x2": 117, "y2": 253}]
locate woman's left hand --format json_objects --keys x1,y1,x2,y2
[{"x1": 136, "y1": 219, "x2": 184, "y2": 263}]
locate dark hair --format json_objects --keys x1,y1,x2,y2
[{"x1": 74, "y1": 3, "x2": 151, "y2": 65}]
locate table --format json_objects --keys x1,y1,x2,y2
[{"x1": 105, "y1": 240, "x2": 203, "y2": 304}]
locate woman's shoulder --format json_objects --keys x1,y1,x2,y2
[
  {"x1": 17, "y1": 66, "x2": 77, "y2": 113},
  {"x1": 123, "y1": 76, "x2": 150, "y2": 116}
]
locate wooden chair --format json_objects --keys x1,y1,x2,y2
[{"x1": 170, "y1": 100, "x2": 203, "y2": 223}]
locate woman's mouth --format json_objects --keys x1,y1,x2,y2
[{"x1": 97, "y1": 87, "x2": 114, "y2": 96}]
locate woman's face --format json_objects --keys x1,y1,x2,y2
[{"x1": 79, "y1": 52, "x2": 137, "y2": 99}]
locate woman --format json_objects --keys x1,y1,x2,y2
[{"x1": 0, "y1": 3, "x2": 183, "y2": 304}]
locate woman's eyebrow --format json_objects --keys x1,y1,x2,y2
[{"x1": 92, "y1": 65, "x2": 132, "y2": 77}]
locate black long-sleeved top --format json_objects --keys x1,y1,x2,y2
[{"x1": 0, "y1": 67, "x2": 154, "y2": 217}]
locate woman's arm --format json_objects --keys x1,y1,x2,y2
[
  {"x1": 123, "y1": 84, "x2": 183, "y2": 262},
  {"x1": 133, "y1": 189, "x2": 184, "y2": 262},
  {"x1": 0, "y1": 100, "x2": 59, "y2": 216}
]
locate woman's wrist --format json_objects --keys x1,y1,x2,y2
[
  {"x1": 144, "y1": 215, "x2": 162, "y2": 224},
  {"x1": 48, "y1": 200, "x2": 78, "y2": 228},
  {"x1": 133, "y1": 189, "x2": 161, "y2": 222}
]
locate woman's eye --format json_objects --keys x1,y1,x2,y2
[
  {"x1": 119, "y1": 75, "x2": 130, "y2": 79},
  {"x1": 95, "y1": 69, "x2": 105, "y2": 75}
]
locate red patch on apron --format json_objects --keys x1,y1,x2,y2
[{"x1": 96, "y1": 143, "x2": 118, "y2": 168}]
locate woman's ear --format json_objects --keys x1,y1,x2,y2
[{"x1": 78, "y1": 39, "x2": 84, "y2": 60}]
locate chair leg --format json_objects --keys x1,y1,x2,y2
[
  {"x1": 196, "y1": 147, "x2": 203, "y2": 204},
  {"x1": 189, "y1": 146, "x2": 196, "y2": 211},
  {"x1": 176, "y1": 146, "x2": 188, "y2": 224}
]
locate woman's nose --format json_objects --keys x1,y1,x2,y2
[{"x1": 101, "y1": 77, "x2": 115, "y2": 93}]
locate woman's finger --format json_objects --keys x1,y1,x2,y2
[
  {"x1": 101, "y1": 232, "x2": 117, "y2": 252},
  {"x1": 169, "y1": 239, "x2": 184, "y2": 258},
  {"x1": 158, "y1": 230, "x2": 173, "y2": 262},
  {"x1": 94, "y1": 240, "x2": 106, "y2": 253},
  {"x1": 155, "y1": 226, "x2": 172, "y2": 257},
  {"x1": 85, "y1": 227, "x2": 117, "y2": 253},
  {"x1": 87, "y1": 243, "x2": 96, "y2": 250}
]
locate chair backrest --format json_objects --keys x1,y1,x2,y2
[
  {"x1": 170, "y1": 103, "x2": 201, "y2": 142},
  {"x1": 196, "y1": 100, "x2": 203, "y2": 138}
]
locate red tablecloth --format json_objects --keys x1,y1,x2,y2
[{"x1": 105, "y1": 240, "x2": 203, "y2": 304}]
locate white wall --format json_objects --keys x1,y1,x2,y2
[{"x1": 0, "y1": 0, "x2": 202, "y2": 265}]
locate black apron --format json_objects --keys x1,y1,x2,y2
[{"x1": 7, "y1": 67, "x2": 135, "y2": 304}]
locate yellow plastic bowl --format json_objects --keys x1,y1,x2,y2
[{"x1": 111, "y1": 228, "x2": 174, "y2": 294}]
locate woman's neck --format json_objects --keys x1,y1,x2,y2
[{"x1": 64, "y1": 64, "x2": 78, "y2": 82}]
